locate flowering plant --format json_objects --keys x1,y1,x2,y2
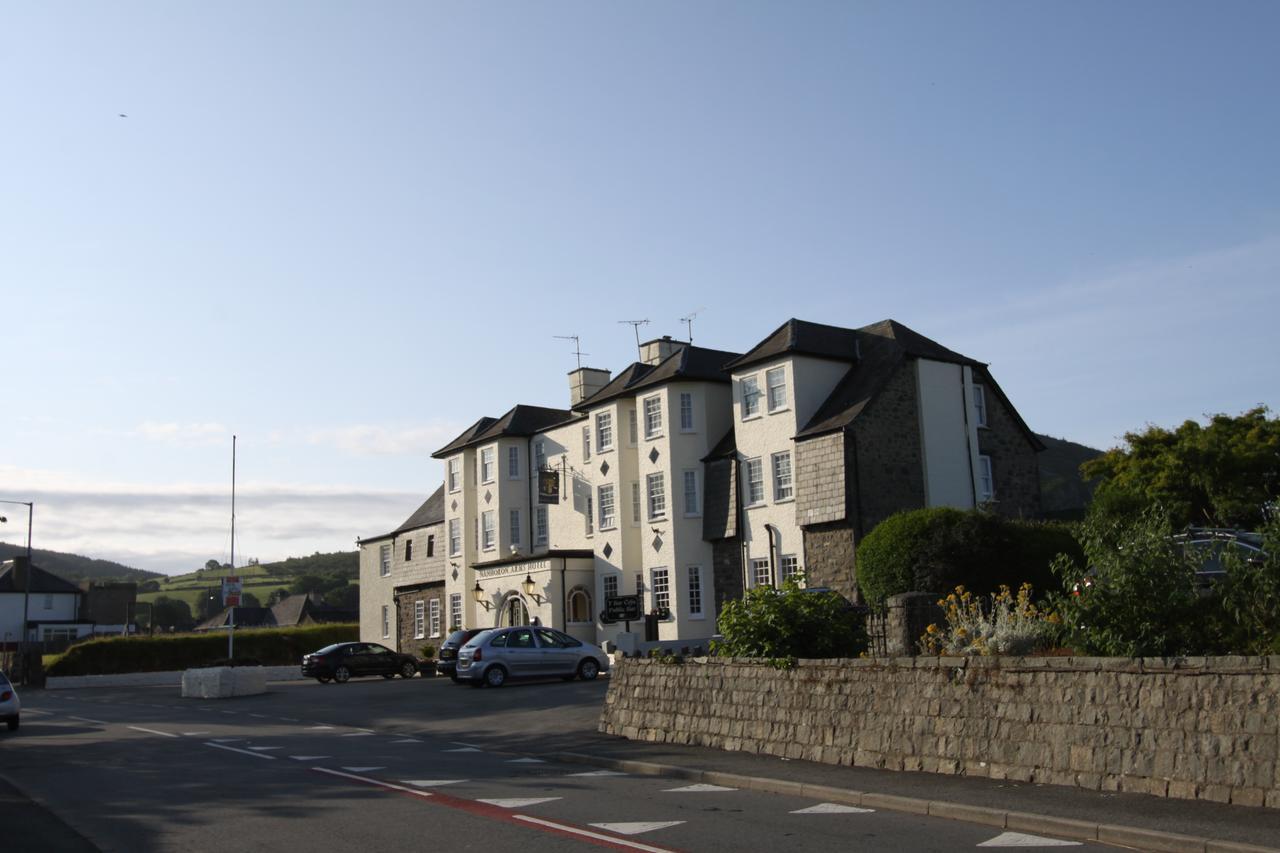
[{"x1": 919, "y1": 584, "x2": 1056, "y2": 656}]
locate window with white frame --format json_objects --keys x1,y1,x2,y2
[
  {"x1": 481, "y1": 510, "x2": 495, "y2": 550},
  {"x1": 507, "y1": 446, "x2": 520, "y2": 479},
  {"x1": 643, "y1": 395, "x2": 662, "y2": 438},
  {"x1": 688, "y1": 565, "x2": 703, "y2": 617},
  {"x1": 603, "y1": 574, "x2": 618, "y2": 600},
  {"x1": 683, "y1": 469, "x2": 700, "y2": 516},
  {"x1": 780, "y1": 555, "x2": 800, "y2": 584},
  {"x1": 772, "y1": 451, "x2": 793, "y2": 501},
  {"x1": 598, "y1": 484, "x2": 616, "y2": 529},
  {"x1": 428, "y1": 598, "x2": 441, "y2": 638},
  {"x1": 414, "y1": 600, "x2": 425, "y2": 639},
  {"x1": 974, "y1": 384, "x2": 988, "y2": 427},
  {"x1": 480, "y1": 447, "x2": 495, "y2": 483},
  {"x1": 651, "y1": 567, "x2": 670, "y2": 611},
  {"x1": 751, "y1": 558, "x2": 772, "y2": 588},
  {"x1": 647, "y1": 472, "x2": 666, "y2": 519},
  {"x1": 535, "y1": 506, "x2": 548, "y2": 545},
  {"x1": 631, "y1": 481, "x2": 641, "y2": 524},
  {"x1": 449, "y1": 592, "x2": 462, "y2": 630},
  {"x1": 379, "y1": 543, "x2": 391, "y2": 576},
  {"x1": 448, "y1": 518, "x2": 461, "y2": 556},
  {"x1": 596, "y1": 412, "x2": 613, "y2": 452},
  {"x1": 585, "y1": 492, "x2": 594, "y2": 535},
  {"x1": 381, "y1": 604, "x2": 390, "y2": 638},
  {"x1": 679, "y1": 392, "x2": 694, "y2": 431},
  {"x1": 509, "y1": 509, "x2": 521, "y2": 547},
  {"x1": 978, "y1": 454, "x2": 995, "y2": 502},
  {"x1": 744, "y1": 457, "x2": 765, "y2": 505},
  {"x1": 567, "y1": 587, "x2": 591, "y2": 623},
  {"x1": 448, "y1": 457, "x2": 461, "y2": 492},
  {"x1": 582, "y1": 425, "x2": 591, "y2": 461},
  {"x1": 534, "y1": 440, "x2": 546, "y2": 473},
  {"x1": 766, "y1": 366, "x2": 788, "y2": 412},
  {"x1": 628, "y1": 408, "x2": 638, "y2": 445},
  {"x1": 741, "y1": 375, "x2": 761, "y2": 418}
]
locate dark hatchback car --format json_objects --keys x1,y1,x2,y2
[
  {"x1": 436, "y1": 628, "x2": 485, "y2": 681},
  {"x1": 302, "y1": 642, "x2": 419, "y2": 684}
]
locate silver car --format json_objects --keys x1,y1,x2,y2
[
  {"x1": 455, "y1": 626, "x2": 610, "y2": 688},
  {"x1": 0, "y1": 670, "x2": 20, "y2": 732}
]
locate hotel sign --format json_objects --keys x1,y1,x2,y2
[{"x1": 538, "y1": 468, "x2": 560, "y2": 504}]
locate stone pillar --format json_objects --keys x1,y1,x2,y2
[{"x1": 884, "y1": 592, "x2": 942, "y2": 657}]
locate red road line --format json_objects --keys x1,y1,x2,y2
[{"x1": 310, "y1": 767, "x2": 681, "y2": 853}]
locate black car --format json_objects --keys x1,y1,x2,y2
[
  {"x1": 436, "y1": 628, "x2": 485, "y2": 681},
  {"x1": 302, "y1": 642, "x2": 419, "y2": 684}
]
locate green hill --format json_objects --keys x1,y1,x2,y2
[
  {"x1": 137, "y1": 551, "x2": 359, "y2": 616},
  {"x1": 0, "y1": 543, "x2": 163, "y2": 584},
  {"x1": 1035, "y1": 433, "x2": 1105, "y2": 518}
]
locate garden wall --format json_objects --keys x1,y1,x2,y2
[{"x1": 599, "y1": 656, "x2": 1280, "y2": 808}]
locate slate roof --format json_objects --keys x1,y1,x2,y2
[
  {"x1": 194, "y1": 606, "x2": 275, "y2": 632},
  {"x1": 0, "y1": 560, "x2": 82, "y2": 595},
  {"x1": 432, "y1": 405, "x2": 575, "y2": 458},
  {"x1": 574, "y1": 344, "x2": 743, "y2": 412},
  {"x1": 723, "y1": 318, "x2": 862, "y2": 372},
  {"x1": 394, "y1": 485, "x2": 445, "y2": 533},
  {"x1": 269, "y1": 592, "x2": 323, "y2": 627}
]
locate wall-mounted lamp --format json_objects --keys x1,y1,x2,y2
[
  {"x1": 521, "y1": 573, "x2": 546, "y2": 605},
  {"x1": 472, "y1": 581, "x2": 492, "y2": 611}
]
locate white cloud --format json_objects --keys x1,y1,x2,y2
[
  {"x1": 135, "y1": 421, "x2": 229, "y2": 446},
  {"x1": 301, "y1": 421, "x2": 464, "y2": 456}
]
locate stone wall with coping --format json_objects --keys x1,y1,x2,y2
[{"x1": 599, "y1": 656, "x2": 1280, "y2": 809}]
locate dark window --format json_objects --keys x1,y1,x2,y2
[
  {"x1": 509, "y1": 629, "x2": 535, "y2": 649},
  {"x1": 405, "y1": 539, "x2": 413, "y2": 561},
  {"x1": 426, "y1": 535, "x2": 435, "y2": 557},
  {"x1": 552, "y1": 629, "x2": 583, "y2": 647},
  {"x1": 489, "y1": 632, "x2": 509, "y2": 647},
  {"x1": 535, "y1": 628, "x2": 564, "y2": 648}
]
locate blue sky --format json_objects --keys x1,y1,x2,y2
[{"x1": 2, "y1": 2, "x2": 1276, "y2": 573}]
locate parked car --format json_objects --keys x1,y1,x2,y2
[
  {"x1": 436, "y1": 628, "x2": 485, "y2": 681},
  {"x1": 455, "y1": 626, "x2": 610, "y2": 688},
  {"x1": 0, "y1": 670, "x2": 19, "y2": 731},
  {"x1": 301, "y1": 642, "x2": 419, "y2": 684}
]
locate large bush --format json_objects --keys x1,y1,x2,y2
[
  {"x1": 714, "y1": 578, "x2": 866, "y2": 659},
  {"x1": 47, "y1": 623, "x2": 358, "y2": 676},
  {"x1": 856, "y1": 508, "x2": 1081, "y2": 606}
]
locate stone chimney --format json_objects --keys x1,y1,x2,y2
[
  {"x1": 569, "y1": 367, "x2": 611, "y2": 407},
  {"x1": 9, "y1": 555, "x2": 29, "y2": 591},
  {"x1": 639, "y1": 335, "x2": 689, "y2": 366}
]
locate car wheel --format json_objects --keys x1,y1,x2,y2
[
  {"x1": 316, "y1": 676, "x2": 332, "y2": 684},
  {"x1": 400, "y1": 661, "x2": 417, "y2": 679},
  {"x1": 578, "y1": 659, "x2": 600, "y2": 681},
  {"x1": 7, "y1": 717, "x2": 17, "y2": 731},
  {"x1": 334, "y1": 665, "x2": 352, "y2": 684},
  {"x1": 484, "y1": 665, "x2": 508, "y2": 688}
]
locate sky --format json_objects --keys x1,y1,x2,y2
[{"x1": 2, "y1": 2, "x2": 1277, "y2": 575}]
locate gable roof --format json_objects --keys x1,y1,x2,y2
[
  {"x1": 269, "y1": 592, "x2": 323, "y2": 627},
  {"x1": 724, "y1": 318, "x2": 862, "y2": 372},
  {"x1": 432, "y1": 405, "x2": 574, "y2": 458},
  {"x1": 574, "y1": 344, "x2": 742, "y2": 412},
  {"x1": 0, "y1": 560, "x2": 82, "y2": 595},
  {"x1": 393, "y1": 484, "x2": 445, "y2": 533},
  {"x1": 194, "y1": 606, "x2": 275, "y2": 632}
]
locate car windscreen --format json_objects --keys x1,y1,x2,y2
[
  {"x1": 445, "y1": 630, "x2": 471, "y2": 645},
  {"x1": 465, "y1": 630, "x2": 497, "y2": 648}
]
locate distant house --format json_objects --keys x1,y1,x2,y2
[
  {"x1": 79, "y1": 580, "x2": 138, "y2": 636},
  {"x1": 193, "y1": 593, "x2": 356, "y2": 633},
  {"x1": 193, "y1": 606, "x2": 275, "y2": 632},
  {"x1": 0, "y1": 556, "x2": 94, "y2": 648}
]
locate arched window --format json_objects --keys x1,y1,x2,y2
[
  {"x1": 567, "y1": 587, "x2": 592, "y2": 623},
  {"x1": 498, "y1": 593, "x2": 529, "y2": 627}
]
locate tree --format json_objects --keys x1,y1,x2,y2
[
  {"x1": 290, "y1": 574, "x2": 329, "y2": 595},
  {"x1": 324, "y1": 584, "x2": 360, "y2": 610},
  {"x1": 266, "y1": 587, "x2": 291, "y2": 606},
  {"x1": 1082, "y1": 407, "x2": 1280, "y2": 530},
  {"x1": 238, "y1": 591, "x2": 261, "y2": 608},
  {"x1": 196, "y1": 587, "x2": 224, "y2": 621},
  {"x1": 152, "y1": 596, "x2": 194, "y2": 632}
]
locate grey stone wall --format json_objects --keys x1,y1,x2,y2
[
  {"x1": 795, "y1": 432, "x2": 846, "y2": 526},
  {"x1": 799, "y1": 522, "x2": 857, "y2": 602},
  {"x1": 600, "y1": 656, "x2": 1280, "y2": 809},
  {"x1": 711, "y1": 539, "x2": 743, "y2": 621},
  {"x1": 975, "y1": 371, "x2": 1042, "y2": 520},
  {"x1": 849, "y1": 361, "x2": 926, "y2": 534},
  {"x1": 394, "y1": 582, "x2": 446, "y2": 655}
]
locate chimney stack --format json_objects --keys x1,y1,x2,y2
[
  {"x1": 639, "y1": 335, "x2": 689, "y2": 366},
  {"x1": 10, "y1": 555, "x2": 29, "y2": 590},
  {"x1": 569, "y1": 367, "x2": 611, "y2": 407}
]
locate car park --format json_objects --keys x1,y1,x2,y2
[
  {"x1": 436, "y1": 628, "x2": 485, "y2": 681},
  {"x1": 0, "y1": 670, "x2": 19, "y2": 731},
  {"x1": 301, "y1": 642, "x2": 419, "y2": 684},
  {"x1": 454, "y1": 625, "x2": 610, "y2": 688}
]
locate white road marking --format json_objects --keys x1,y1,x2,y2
[
  {"x1": 791, "y1": 803, "x2": 875, "y2": 814},
  {"x1": 589, "y1": 822, "x2": 685, "y2": 836},
  {"x1": 514, "y1": 816, "x2": 679, "y2": 853},
  {"x1": 128, "y1": 726, "x2": 179, "y2": 738},
  {"x1": 978, "y1": 832, "x2": 1082, "y2": 847},
  {"x1": 181, "y1": 731, "x2": 212, "y2": 736},
  {"x1": 389, "y1": 738, "x2": 421, "y2": 743},
  {"x1": 312, "y1": 767, "x2": 433, "y2": 799},
  {"x1": 402, "y1": 779, "x2": 466, "y2": 787},
  {"x1": 506, "y1": 757, "x2": 545, "y2": 764},
  {"x1": 569, "y1": 770, "x2": 627, "y2": 777},
  {"x1": 444, "y1": 747, "x2": 481, "y2": 753},
  {"x1": 205, "y1": 742, "x2": 277, "y2": 760},
  {"x1": 248, "y1": 713, "x2": 268, "y2": 718},
  {"x1": 69, "y1": 716, "x2": 108, "y2": 725},
  {"x1": 289, "y1": 756, "x2": 330, "y2": 761},
  {"x1": 248, "y1": 746, "x2": 283, "y2": 751},
  {"x1": 341, "y1": 766, "x2": 386, "y2": 772},
  {"x1": 22, "y1": 709, "x2": 52, "y2": 716},
  {"x1": 341, "y1": 732, "x2": 376, "y2": 737},
  {"x1": 662, "y1": 783, "x2": 736, "y2": 793},
  {"x1": 307, "y1": 725, "x2": 334, "y2": 730},
  {"x1": 477, "y1": 797, "x2": 562, "y2": 809}
]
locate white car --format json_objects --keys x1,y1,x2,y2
[
  {"x1": 456, "y1": 626, "x2": 610, "y2": 688},
  {"x1": 0, "y1": 670, "x2": 19, "y2": 732}
]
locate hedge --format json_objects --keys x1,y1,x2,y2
[
  {"x1": 46, "y1": 623, "x2": 359, "y2": 677},
  {"x1": 856, "y1": 508, "x2": 1084, "y2": 606}
]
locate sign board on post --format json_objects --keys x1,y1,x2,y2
[
  {"x1": 538, "y1": 469, "x2": 560, "y2": 504},
  {"x1": 222, "y1": 576, "x2": 243, "y2": 607},
  {"x1": 604, "y1": 594, "x2": 642, "y2": 622}
]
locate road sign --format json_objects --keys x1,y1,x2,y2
[
  {"x1": 222, "y1": 576, "x2": 243, "y2": 607},
  {"x1": 604, "y1": 594, "x2": 642, "y2": 622}
]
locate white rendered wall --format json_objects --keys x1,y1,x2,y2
[
  {"x1": 916, "y1": 359, "x2": 977, "y2": 510},
  {"x1": 358, "y1": 540, "x2": 396, "y2": 643}
]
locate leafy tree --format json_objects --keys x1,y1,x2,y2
[
  {"x1": 1082, "y1": 406, "x2": 1280, "y2": 530},
  {"x1": 1214, "y1": 518, "x2": 1280, "y2": 654},
  {"x1": 204, "y1": 559, "x2": 222, "y2": 572},
  {"x1": 196, "y1": 588, "x2": 224, "y2": 621},
  {"x1": 290, "y1": 574, "x2": 329, "y2": 595},
  {"x1": 238, "y1": 591, "x2": 261, "y2": 608},
  {"x1": 714, "y1": 577, "x2": 866, "y2": 659},
  {"x1": 152, "y1": 596, "x2": 194, "y2": 631},
  {"x1": 324, "y1": 584, "x2": 360, "y2": 610},
  {"x1": 266, "y1": 587, "x2": 291, "y2": 606}
]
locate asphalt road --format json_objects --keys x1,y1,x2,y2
[{"x1": 2, "y1": 675, "x2": 1113, "y2": 853}]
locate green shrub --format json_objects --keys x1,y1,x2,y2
[
  {"x1": 46, "y1": 623, "x2": 358, "y2": 676},
  {"x1": 713, "y1": 578, "x2": 866, "y2": 659},
  {"x1": 856, "y1": 507, "x2": 1082, "y2": 606},
  {"x1": 1215, "y1": 518, "x2": 1280, "y2": 654}
]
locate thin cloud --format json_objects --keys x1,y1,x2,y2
[
  {"x1": 135, "y1": 421, "x2": 230, "y2": 446},
  {"x1": 302, "y1": 422, "x2": 464, "y2": 456}
]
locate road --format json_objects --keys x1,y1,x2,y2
[{"x1": 3, "y1": 675, "x2": 1110, "y2": 853}]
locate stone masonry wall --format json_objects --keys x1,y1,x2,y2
[
  {"x1": 975, "y1": 370, "x2": 1041, "y2": 520},
  {"x1": 394, "y1": 582, "x2": 446, "y2": 655},
  {"x1": 795, "y1": 432, "x2": 846, "y2": 527},
  {"x1": 849, "y1": 361, "x2": 927, "y2": 535},
  {"x1": 600, "y1": 656, "x2": 1280, "y2": 809},
  {"x1": 800, "y1": 522, "x2": 857, "y2": 602}
]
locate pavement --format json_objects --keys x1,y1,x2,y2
[{"x1": 3, "y1": 677, "x2": 1278, "y2": 853}]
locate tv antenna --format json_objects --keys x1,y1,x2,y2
[
  {"x1": 618, "y1": 319, "x2": 649, "y2": 361},
  {"x1": 679, "y1": 307, "x2": 705, "y2": 343},
  {"x1": 554, "y1": 334, "x2": 589, "y2": 369}
]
